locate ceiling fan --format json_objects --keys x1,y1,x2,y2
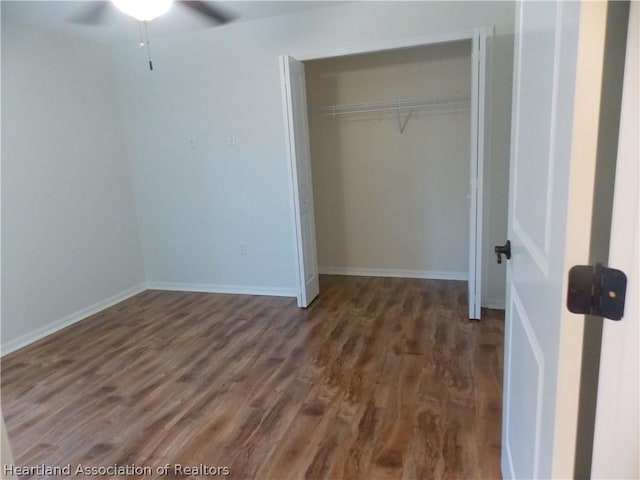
[
  {"x1": 70, "y1": 1, "x2": 237, "y2": 70},
  {"x1": 71, "y1": 0, "x2": 235, "y2": 25}
]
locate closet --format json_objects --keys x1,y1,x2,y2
[{"x1": 304, "y1": 41, "x2": 473, "y2": 287}]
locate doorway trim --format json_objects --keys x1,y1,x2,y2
[{"x1": 281, "y1": 28, "x2": 490, "y2": 319}]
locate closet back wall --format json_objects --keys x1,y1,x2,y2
[{"x1": 307, "y1": 42, "x2": 471, "y2": 279}]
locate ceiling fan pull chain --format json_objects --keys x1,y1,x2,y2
[
  {"x1": 137, "y1": 21, "x2": 145, "y2": 48},
  {"x1": 143, "y1": 21, "x2": 153, "y2": 71}
]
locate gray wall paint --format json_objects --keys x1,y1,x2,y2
[
  {"x1": 1, "y1": 24, "x2": 145, "y2": 346},
  {"x1": 113, "y1": 1, "x2": 514, "y2": 305},
  {"x1": 306, "y1": 42, "x2": 471, "y2": 276}
]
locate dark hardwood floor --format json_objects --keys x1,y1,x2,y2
[{"x1": 1, "y1": 276, "x2": 504, "y2": 479}]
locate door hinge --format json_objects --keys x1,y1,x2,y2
[{"x1": 567, "y1": 263, "x2": 627, "y2": 320}]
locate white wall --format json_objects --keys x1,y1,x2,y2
[
  {"x1": 1, "y1": 23, "x2": 146, "y2": 351},
  {"x1": 306, "y1": 42, "x2": 471, "y2": 278},
  {"x1": 113, "y1": 1, "x2": 514, "y2": 306}
]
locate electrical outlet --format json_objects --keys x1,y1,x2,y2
[{"x1": 239, "y1": 242, "x2": 247, "y2": 256}]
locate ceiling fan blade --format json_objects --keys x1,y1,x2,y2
[
  {"x1": 181, "y1": 1, "x2": 236, "y2": 24},
  {"x1": 67, "y1": 1, "x2": 111, "y2": 25}
]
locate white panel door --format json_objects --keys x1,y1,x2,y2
[
  {"x1": 592, "y1": 3, "x2": 639, "y2": 477},
  {"x1": 502, "y1": 2, "x2": 608, "y2": 478},
  {"x1": 469, "y1": 31, "x2": 486, "y2": 321},
  {"x1": 280, "y1": 55, "x2": 320, "y2": 307}
]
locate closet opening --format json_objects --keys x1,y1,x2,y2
[{"x1": 281, "y1": 31, "x2": 486, "y2": 319}]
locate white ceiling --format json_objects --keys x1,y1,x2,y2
[{"x1": 1, "y1": 0, "x2": 337, "y2": 44}]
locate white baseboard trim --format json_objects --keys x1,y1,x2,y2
[
  {"x1": 147, "y1": 282, "x2": 298, "y2": 298},
  {"x1": 1, "y1": 283, "x2": 147, "y2": 357},
  {"x1": 318, "y1": 266, "x2": 468, "y2": 281},
  {"x1": 483, "y1": 299, "x2": 506, "y2": 310}
]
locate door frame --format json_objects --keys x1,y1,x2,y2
[
  {"x1": 591, "y1": 2, "x2": 638, "y2": 476},
  {"x1": 281, "y1": 28, "x2": 490, "y2": 318}
]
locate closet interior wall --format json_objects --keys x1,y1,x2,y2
[{"x1": 306, "y1": 41, "x2": 472, "y2": 280}]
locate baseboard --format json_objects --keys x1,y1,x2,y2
[
  {"x1": 1, "y1": 283, "x2": 147, "y2": 357},
  {"x1": 318, "y1": 266, "x2": 468, "y2": 281},
  {"x1": 147, "y1": 282, "x2": 298, "y2": 298},
  {"x1": 483, "y1": 299, "x2": 506, "y2": 310}
]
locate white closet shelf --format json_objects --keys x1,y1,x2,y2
[{"x1": 317, "y1": 94, "x2": 471, "y2": 117}]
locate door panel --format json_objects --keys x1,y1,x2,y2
[
  {"x1": 505, "y1": 4, "x2": 573, "y2": 474},
  {"x1": 280, "y1": 55, "x2": 320, "y2": 307},
  {"x1": 505, "y1": 289, "x2": 544, "y2": 479},
  {"x1": 512, "y1": 2, "x2": 557, "y2": 266},
  {"x1": 469, "y1": 32, "x2": 485, "y2": 321},
  {"x1": 302, "y1": 213, "x2": 316, "y2": 283},
  {"x1": 503, "y1": 1, "x2": 607, "y2": 478}
]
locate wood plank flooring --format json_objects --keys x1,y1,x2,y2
[{"x1": 1, "y1": 276, "x2": 504, "y2": 479}]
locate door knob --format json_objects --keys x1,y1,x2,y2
[{"x1": 495, "y1": 240, "x2": 511, "y2": 264}]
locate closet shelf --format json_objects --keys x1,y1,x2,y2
[{"x1": 317, "y1": 94, "x2": 471, "y2": 118}]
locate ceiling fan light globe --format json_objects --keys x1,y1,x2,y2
[{"x1": 111, "y1": 0, "x2": 173, "y2": 22}]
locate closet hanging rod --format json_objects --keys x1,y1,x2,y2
[{"x1": 318, "y1": 94, "x2": 470, "y2": 117}]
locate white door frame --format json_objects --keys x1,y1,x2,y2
[
  {"x1": 282, "y1": 28, "x2": 489, "y2": 318},
  {"x1": 591, "y1": 2, "x2": 639, "y2": 476}
]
